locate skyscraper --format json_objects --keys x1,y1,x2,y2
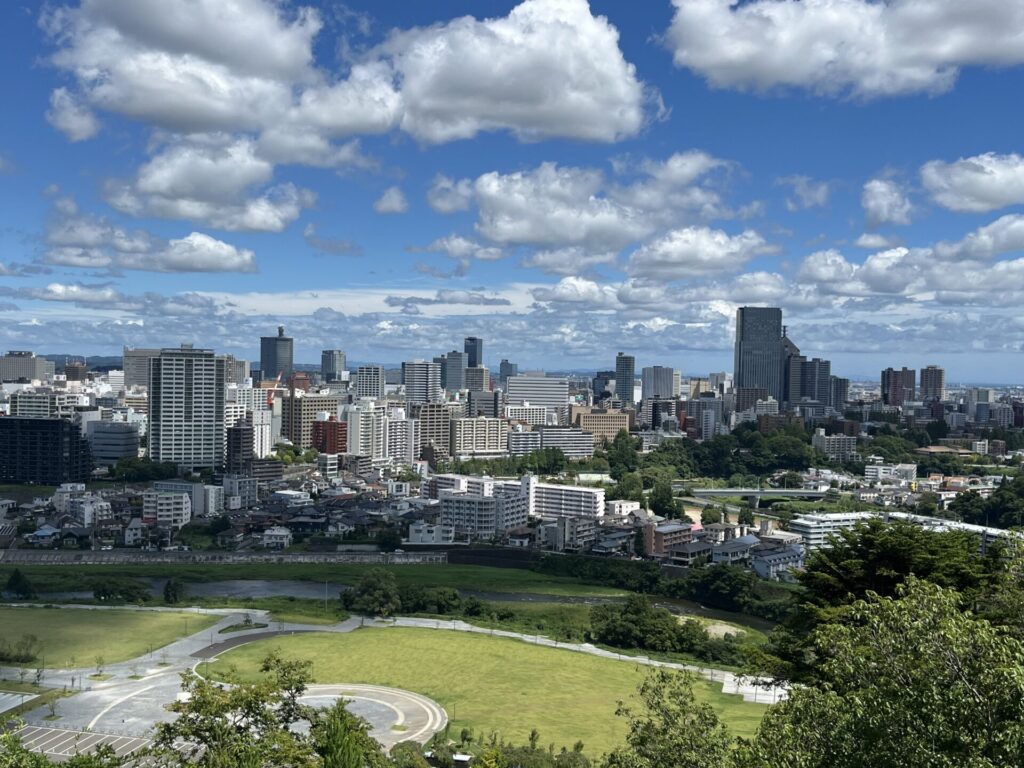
[
  {"x1": 920, "y1": 365, "x2": 946, "y2": 402},
  {"x1": 615, "y1": 352, "x2": 635, "y2": 405},
  {"x1": 122, "y1": 347, "x2": 160, "y2": 389},
  {"x1": 464, "y1": 337, "x2": 483, "y2": 368},
  {"x1": 149, "y1": 345, "x2": 226, "y2": 471},
  {"x1": 800, "y1": 358, "x2": 832, "y2": 404},
  {"x1": 402, "y1": 360, "x2": 443, "y2": 404},
  {"x1": 260, "y1": 326, "x2": 293, "y2": 381},
  {"x1": 321, "y1": 349, "x2": 346, "y2": 382},
  {"x1": 499, "y1": 359, "x2": 518, "y2": 386},
  {"x1": 881, "y1": 367, "x2": 916, "y2": 406},
  {"x1": 734, "y1": 307, "x2": 784, "y2": 403},
  {"x1": 436, "y1": 350, "x2": 467, "y2": 392},
  {"x1": 641, "y1": 366, "x2": 675, "y2": 400},
  {"x1": 829, "y1": 376, "x2": 850, "y2": 410}
]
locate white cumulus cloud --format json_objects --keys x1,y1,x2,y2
[{"x1": 921, "y1": 152, "x2": 1024, "y2": 213}]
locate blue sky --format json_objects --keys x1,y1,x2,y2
[{"x1": 2, "y1": 0, "x2": 1024, "y2": 382}]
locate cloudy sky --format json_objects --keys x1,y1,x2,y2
[{"x1": 2, "y1": 0, "x2": 1024, "y2": 382}]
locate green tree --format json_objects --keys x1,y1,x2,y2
[
  {"x1": 611, "y1": 473, "x2": 644, "y2": 503},
  {"x1": 647, "y1": 479, "x2": 678, "y2": 518},
  {"x1": 607, "y1": 430, "x2": 640, "y2": 480},
  {"x1": 343, "y1": 569, "x2": 402, "y2": 617},
  {"x1": 5, "y1": 568, "x2": 37, "y2": 599},
  {"x1": 603, "y1": 670, "x2": 733, "y2": 768},
  {"x1": 700, "y1": 506, "x2": 722, "y2": 525},
  {"x1": 390, "y1": 742, "x2": 431, "y2": 768},
  {"x1": 738, "y1": 580, "x2": 1024, "y2": 767},
  {"x1": 736, "y1": 507, "x2": 755, "y2": 526},
  {"x1": 163, "y1": 577, "x2": 185, "y2": 605}
]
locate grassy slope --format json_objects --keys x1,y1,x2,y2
[
  {"x1": 207, "y1": 627, "x2": 766, "y2": 756},
  {"x1": 0, "y1": 563, "x2": 627, "y2": 598},
  {"x1": 0, "y1": 606, "x2": 217, "y2": 668}
]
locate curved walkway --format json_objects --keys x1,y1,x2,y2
[{"x1": 1, "y1": 602, "x2": 785, "y2": 760}]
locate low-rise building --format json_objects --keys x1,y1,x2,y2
[
  {"x1": 811, "y1": 427, "x2": 860, "y2": 461},
  {"x1": 262, "y1": 525, "x2": 293, "y2": 549},
  {"x1": 142, "y1": 491, "x2": 192, "y2": 529}
]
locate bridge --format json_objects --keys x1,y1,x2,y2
[{"x1": 672, "y1": 486, "x2": 830, "y2": 505}]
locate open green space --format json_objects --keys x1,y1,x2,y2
[
  {"x1": 0, "y1": 606, "x2": 217, "y2": 668},
  {"x1": 0, "y1": 563, "x2": 627, "y2": 599},
  {"x1": 207, "y1": 627, "x2": 766, "y2": 755}
]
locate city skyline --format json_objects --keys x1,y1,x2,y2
[{"x1": 2, "y1": 1, "x2": 1024, "y2": 381}]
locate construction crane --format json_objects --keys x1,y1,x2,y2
[{"x1": 267, "y1": 372, "x2": 283, "y2": 407}]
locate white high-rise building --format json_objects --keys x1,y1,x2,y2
[
  {"x1": 356, "y1": 365, "x2": 386, "y2": 399},
  {"x1": 402, "y1": 360, "x2": 442, "y2": 404},
  {"x1": 149, "y1": 346, "x2": 226, "y2": 471},
  {"x1": 385, "y1": 408, "x2": 418, "y2": 466},
  {"x1": 344, "y1": 400, "x2": 388, "y2": 465}
]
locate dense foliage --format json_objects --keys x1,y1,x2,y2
[
  {"x1": 111, "y1": 458, "x2": 180, "y2": 483},
  {"x1": 589, "y1": 595, "x2": 745, "y2": 666},
  {"x1": 948, "y1": 475, "x2": 1024, "y2": 529}
]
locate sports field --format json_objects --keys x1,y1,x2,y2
[
  {"x1": 0, "y1": 607, "x2": 217, "y2": 668},
  {"x1": 207, "y1": 627, "x2": 766, "y2": 755}
]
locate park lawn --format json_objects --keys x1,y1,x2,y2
[
  {"x1": 0, "y1": 607, "x2": 217, "y2": 668},
  {"x1": 0, "y1": 563, "x2": 627, "y2": 599},
  {"x1": 207, "y1": 627, "x2": 766, "y2": 756}
]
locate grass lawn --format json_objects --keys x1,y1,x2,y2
[
  {"x1": 207, "y1": 627, "x2": 766, "y2": 756},
  {"x1": 0, "y1": 607, "x2": 217, "y2": 668},
  {"x1": 0, "y1": 563, "x2": 627, "y2": 599}
]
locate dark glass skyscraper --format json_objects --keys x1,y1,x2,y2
[
  {"x1": 734, "y1": 307, "x2": 784, "y2": 403},
  {"x1": 259, "y1": 326, "x2": 293, "y2": 381},
  {"x1": 464, "y1": 336, "x2": 483, "y2": 368},
  {"x1": 615, "y1": 352, "x2": 636, "y2": 405},
  {"x1": 320, "y1": 349, "x2": 345, "y2": 382}
]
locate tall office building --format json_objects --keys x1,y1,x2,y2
[
  {"x1": 464, "y1": 365, "x2": 490, "y2": 392},
  {"x1": 615, "y1": 353, "x2": 636, "y2": 405},
  {"x1": 435, "y1": 350, "x2": 467, "y2": 392},
  {"x1": 321, "y1": 350, "x2": 346, "y2": 382},
  {"x1": 260, "y1": 326, "x2": 293, "y2": 381},
  {"x1": 464, "y1": 337, "x2": 483, "y2": 368},
  {"x1": 0, "y1": 351, "x2": 56, "y2": 382},
  {"x1": 641, "y1": 366, "x2": 675, "y2": 400},
  {"x1": 920, "y1": 365, "x2": 946, "y2": 402},
  {"x1": 734, "y1": 307, "x2": 784, "y2": 403},
  {"x1": 355, "y1": 364, "x2": 386, "y2": 399},
  {"x1": 799, "y1": 358, "x2": 832, "y2": 404},
  {"x1": 592, "y1": 371, "x2": 615, "y2": 400},
  {"x1": 506, "y1": 374, "x2": 569, "y2": 422},
  {"x1": 881, "y1": 367, "x2": 916, "y2": 407},
  {"x1": 402, "y1": 360, "x2": 443, "y2": 404},
  {"x1": 499, "y1": 359, "x2": 518, "y2": 386},
  {"x1": 226, "y1": 416, "x2": 254, "y2": 476},
  {"x1": 122, "y1": 347, "x2": 160, "y2": 389},
  {"x1": 149, "y1": 345, "x2": 226, "y2": 471},
  {"x1": 0, "y1": 418, "x2": 93, "y2": 483},
  {"x1": 830, "y1": 376, "x2": 850, "y2": 410}
]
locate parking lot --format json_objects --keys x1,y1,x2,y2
[{"x1": 13, "y1": 725, "x2": 151, "y2": 760}]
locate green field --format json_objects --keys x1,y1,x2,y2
[
  {"x1": 0, "y1": 607, "x2": 217, "y2": 668},
  {"x1": 207, "y1": 627, "x2": 766, "y2": 755},
  {"x1": 0, "y1": 563, "x2": 627, "y2": 599}
]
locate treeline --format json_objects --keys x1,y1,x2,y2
[
  {"x1": 111, "y1": 457, "x2": 180, "y2": 482},
  {"x1": 589, "y1": 595, "x2": 747, "y2": 666},
  {"x1": 439, "y1": 448, "x2": 604, "y2": 477},
  {"x1": 948, "y1": 474, "x2": 1024, "y2": 529},
  {"x1": 531, "y1": 553, "x2": 794, "y2": 622}
]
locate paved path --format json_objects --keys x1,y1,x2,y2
[{"x1": 1, "y1": 602, "x2": 785, "y2": 759}]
